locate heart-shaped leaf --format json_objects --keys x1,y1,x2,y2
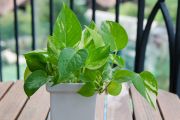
[
  {"x1": 52, "y1": 4, "x2": 82, "y2": 50},
  {"x1": 101, "y1": 21, "x2": 128, "y2": 51}
]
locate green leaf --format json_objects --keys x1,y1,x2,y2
[
  {"x1": 78, "y1": 82, "x2": 96, "y2": 97},
  {"x1": 85, "y1": 45, "x2": 110, "y2": 70},
  {"x1": 24, "y1": 66, "x2": 31, "y2": 81},
  {"x1": 113, "y1": 70, "x2": 132, "y2": 83},
  {"x1": 140, "y1": 71, "x2": 158, "y2": 108},
  {"x1": 102, "y1": 63, "x2": 112, "y2": 81},
  {"x1": 24, "y1": 50, "x2": 48, "y2": 72},
  {"x1": 58, "y1": 48, "x2": 88, "y2": 81},
  {"x1": 80, "y1": 69, "x2": 97, "y2": 82},
  {"x1": 113, "y1": 70, "x2": 146, "y2": 98},
  {"x1": 86, "y1": 26, "x2": 105, "y2": 48},
  {"x1": 47, "y1": 36, "x2": 59, "y2": 64},
  {"x1": 110, "y1": 54, "x2": 125, "y2": 68},
  {"x1": 101, "y1": 21, "x2": 128, "y2": 50},
  {"x1": 140, "y1": 71, "x2": 158, "y2": 95},
  {"x1": 24, "y1": 70, "x2": 48, "y2": 97},
  {"x1": 80, "y1": 21, "x2": 97, "y2": 48},
  {"x1": 53, "y1": 4, "x2": 82, "y2": 49},
  {"x1": 107, "y1": 81, "x2": 122, "y2": 96}
]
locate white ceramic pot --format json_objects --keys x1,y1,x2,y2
[{"x1": 46, "y1": 83, "x2": 97, "y2": 120}]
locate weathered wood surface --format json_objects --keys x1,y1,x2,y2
[
  {"x1": 157, "y1": 90, "x2": 180, "y2": 120},
  {"x1": 0, "y1": 81, "x2": 180, "y2": 120},
  {"x1": 17, "y1": 86, "x2": 50, "y2": 120},
  {"x1": 0, "y1": 82, "x2": 13, "y2": 101},
  {"x1": 107, "y1": 84, "x2": 133, "y2": 120},
  {"x1": 0, "y1": 81, "x2": 27, "y2": 120},
  {"x1": 96, "y1": 94, "x2": 105, "y2": 120},
  {"x1": 130, "y1": 86, "x2": 162, "y2": 120}
]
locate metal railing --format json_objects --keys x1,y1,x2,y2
[{"x1": 0, "y1": 0, "x2": 180, "y2": 96}]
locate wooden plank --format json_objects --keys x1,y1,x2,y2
[
  {"x1": 18, "y1": 86, "x2": 50, "y2": 120},
  {"x1": 0, "y1": 81, "x2": 27, "y2": 120},
  {"x1": 46, "y1": 112, "x2": 50, "y2": 120},
  {"x1": 96, "y1": 94, "x2": 105, "y2": 120},
  {"x1": 107, "y1": 84, "x2": 133, "y2": 120},
  {"x1": 130, "y1": 86, "x2": 162, "y2": 120},
  {"x1": 157, "y1": 90, "x2": 180, "y2": 120},
  {"x1": 0, "y1": 82, "x2": 13, "y2": 101}
]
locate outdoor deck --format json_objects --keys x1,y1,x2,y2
[{"x1": 0, "y1": 80, "x2": 180, "y2": 120}]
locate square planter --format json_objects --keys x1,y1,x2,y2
[{"x1": 46, "y1": 83, "x2": 97, "y2": 120}]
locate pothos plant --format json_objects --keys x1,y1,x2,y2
[{"x1": 24, "y1": 4, "x2": 158, "y2": 108}]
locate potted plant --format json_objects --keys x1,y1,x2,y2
[{"x1": 23, "y1": 3, "x2": 158, "y2": 120}]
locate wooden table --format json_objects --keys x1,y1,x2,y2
[{"x1": 0, "y1": 81, "x2": 180, "y2": 120}]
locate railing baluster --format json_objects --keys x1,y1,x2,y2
[
  {"x1": 0, "y1": 19, "x2": 2, "y2": 81},
  {"x1": 135, "y1": 1, "x2": 160, "y2": 73},
  {"x1": 13, "y1": 0, "x2": 20, "y2": 80},
  {"x1": 115, "y1": 0, "x2": 120, "y2": 22},
  {"x1": 70, "y1": 0, "x2": 74, "y2": 10},
  {"x1": 174, "y1": 0, "x2": 180, "y2": 96},
  {"x1": 115, "y1": 0, "x2": 121, "y2": 56},
  {"x1": 135, "y1": 0, "x2": 177, "y2": 94},
  {"x1": 134, "y1": 0, "x2": 145, "y2": 72},
  {"x1": 49, "y1": 0, "x2": 54, "y2": 35},
  {"x1": 159, "y1": 2, "x2": 175, "y2": 93},
  {"x1": 30, "y1": 0, "x2": 36, "y2": 50},
  {"x1": 92, "y1": 0, "x2": 96, "y2": 21}
]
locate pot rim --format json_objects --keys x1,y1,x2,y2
[{"x1": 46, "y1": 83, "x2": 84, "y2": 93}]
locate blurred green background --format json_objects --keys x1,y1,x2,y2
[{"x1": 0, "y1": 0, "x2": 177, "y2": 90}]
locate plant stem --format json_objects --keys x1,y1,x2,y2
[{"x1": 101, "y1": 81, "x2": 111, "y2": 93}]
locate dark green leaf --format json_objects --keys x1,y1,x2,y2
[
  {"x1": 78, "y1": 82, "x2": 96, "y2": 97},
  {"x1": 53, "y1": 4, "x2": 82, "y2": 49},
  {"x1": 24, "y1": 50, "x2": 48, "y2": 72},
  {"x1": 101, "y1": 21, "x2": 128, "y2": 50},
  {"x1": 24, "y1": 70, "x2": 48, "y2": 97},
  {"x1": 58, "y1": 48, "x2": 88, "y2": 81},
  {"x1": 107, "y1": 81, "x2": 122, "y2": 96}
]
